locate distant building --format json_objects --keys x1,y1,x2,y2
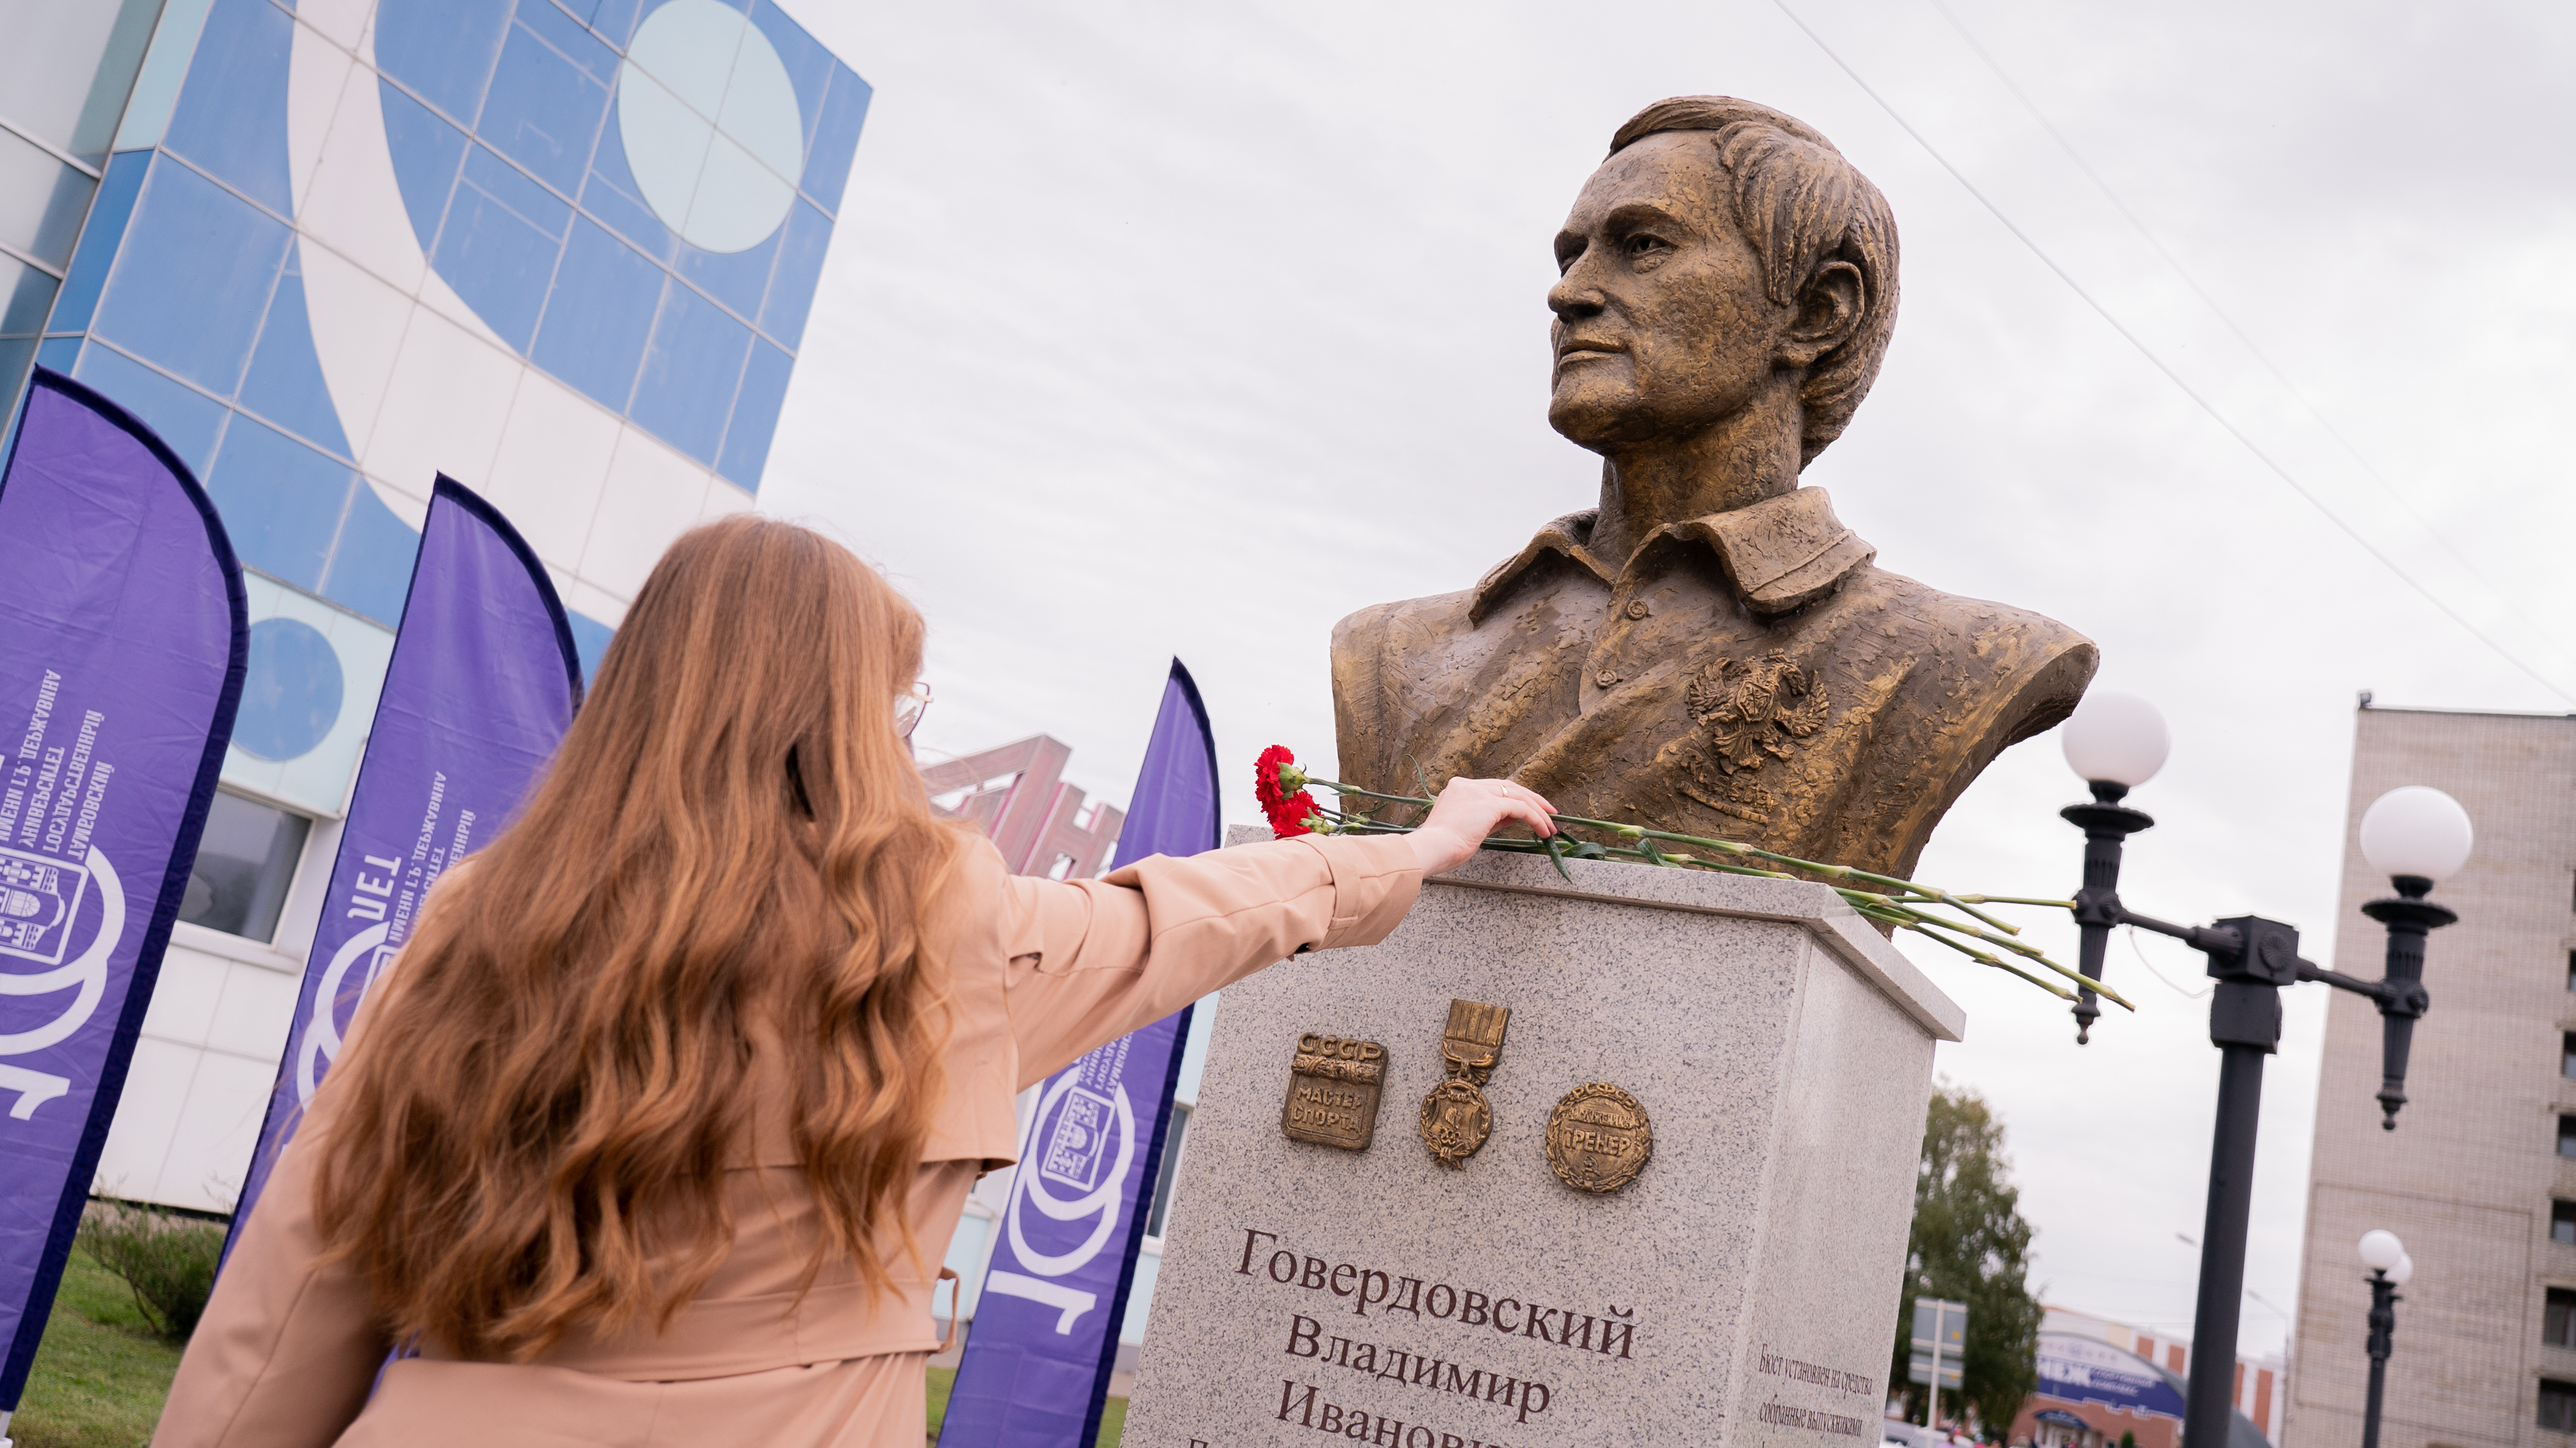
[
  {"x1": 0, "y1": 0, "x2": 869, "y2": 1212},
  {"x1": 2291, "y1": 706, "x2": 2576, "y2": 1448},
  {"x1": 2007, "y1": 1306, "x2": 2283, "y2": 1448}
]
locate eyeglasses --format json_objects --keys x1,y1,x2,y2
[{"x1": 896, "y1": 681, "x2": 933, "y2": 738}]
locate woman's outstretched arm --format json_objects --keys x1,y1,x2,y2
[{"x1": 997, "y1": 777, "x2": 1553, "y2": 1085}]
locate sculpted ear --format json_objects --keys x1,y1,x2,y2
[{"x1": 1780, "y1": 259, "x2": 1865, "y2": 369}]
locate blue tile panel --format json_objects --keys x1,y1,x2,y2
[
  {"x1": 530, "y1": 216, "x2": 660, "y2": 409},
  {"x1": 565, "y1": 609, "x2": 615, "y2": 686},
  {"x1": 239, "y1": 245, "x2": 354, "y2": 457},
  {"x1": 319, "y1": 482, "x2": 423, "y2": 626},
  {"x1": 206, "y1": 414, "x2": 358, "y2": 593},
  {"x1": 71, "y1": 341, "x2": 231, "y2": 479},
  {"x1": 159, "y1": 0, "x2": 296, "y2": 217},
  {"x1": 92, "y1": 155, "x2": 290, "y2": 398},
  {"x1": 44, "y1": 149, "x2": 150, "y2": 336},
  {"x1": 366, "y1": 0, "x2": 866, "y2": 490}
]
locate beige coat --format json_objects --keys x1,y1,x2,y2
[{"x1": 155, "y1": 833, "x2": 1422, "y2": 1447}]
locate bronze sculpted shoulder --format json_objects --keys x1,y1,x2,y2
[{"x1": 1329, "y1": 97, "x2": 2094, "y2": 879}]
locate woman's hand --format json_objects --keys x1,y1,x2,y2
[{"x1": 1404, "y1": 777, "x2": 1559, "y2": 876}]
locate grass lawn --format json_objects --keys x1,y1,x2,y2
[
  {"x1": 8, "y1": 1254, "x2": 184, "y2": 1448},
  {"x1": 11, "y1": 1274, "x2": 1128, "y2": 1448},
  {"x1": 925, "y1": 1366, "x2": 1126, "y2": 1446}
]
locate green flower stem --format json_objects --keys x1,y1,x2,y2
[
  {"x1": 1874, "y1": 900, "x2": 2132, "y2": 1009},
  {"x1": 1306, "y1": 777, "x2": 2023, "y2": 931},
  {"x1": 1287, "y1": 776, "x2": 2104, "y2": 1007}
]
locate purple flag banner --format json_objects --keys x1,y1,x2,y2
[
  {"x1": 0, "y1": 371, "x2": 247, "y2": 1415},
  {"x1": 226, "y1": 474, "x2": 580, "y2": 1257},
  {"x1": 942, "y1": 660, "x2": 1221, "y2": 1448}
]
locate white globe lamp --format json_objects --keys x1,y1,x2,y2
[
  {"x1": 2359, "y1": 786, "x2": 2473, "y2": 892},
  {"x1": 2062, "y1": 691, "x2": 2170, "y2": 799},
  {"x1": 2389, "y1": 1253, "x2": 2414, "y2": 1286},
  {"x1": 2357, "y1": 1229, "x2": 2405, "y2": 1272}
]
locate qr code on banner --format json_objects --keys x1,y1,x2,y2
[
  {"x1": 1040, "y1": 1084, "x2": 1118, "y2": 1193},
  {"x1": 0, "y1": 846, "x2": 89, "y2": 966}
]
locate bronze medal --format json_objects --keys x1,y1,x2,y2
[
  {"x1": 1545, "y1": 1082, "x2": 1652, "y2": 1193},
  {"x1": 1419, "y1": 999, "x2": 1509, "y2": 1168},
  {"x1": 1281, "y1": 1034, "x2": 1386, "y2": 1150}
]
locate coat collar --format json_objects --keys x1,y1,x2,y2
[{"x1": 1468, "y1": 487, "x2": 1877, "y2": 625}]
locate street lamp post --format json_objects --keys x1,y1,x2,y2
[
  {"x1": 2055, "y1": 694, "x2": 2467, "y2": 1448},
  {"x1": 2357, "y1": 1231, "x2": 2413, "y2": 1448}
]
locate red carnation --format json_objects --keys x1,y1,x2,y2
[{"x1": 1255, "y1": 745, "x2": 1321, "y2": 837}]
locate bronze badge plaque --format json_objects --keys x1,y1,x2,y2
[
  {"x1": 1281, "y1": 1035, "x2": 1386, "y2": 1150},
  {"x1": 1419, "y1": 1000, "x2": 1510, "y2": 1168},
  {"x1": 1545, "y1": 1083, "x2": 1653, "y2": 1193}
]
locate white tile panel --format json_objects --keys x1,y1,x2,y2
[
  {"x1": 157, "y1": 1050, "x2": 277, "y2": 1214},
  {"x1": 207, "y1": 960, "x2": 300, "y2": 1064},
  {"x1": 361, "y1": 474, "x2": 429, "y2": 530},
  {"x1": 298, "y1": 242, "x2": 414, "y2": 462},
  {"x1": 291, "y1": 35, "x2": 427, "y2": 299},
  {"x1": 583, "y1": 425, "x2": 714, "y2": 599},
  {"x1": 92, "y1": 1036, "x2": 197, "y2": 1203},
  {"x1": 137, "y1": 945, "x2": 227, "y2": 1051},
  {"x1": 284, "y1": 13, "x2": 355, "y2": 220},
  {"x1": 564, "y1": 578, "x2": 631, "y2": 628},
  {"x1": 361, "y1": 303, "x2": 518, "y2": 504},
  {"x1": 485, "y1": 371, "x2": 618, "y2": 573},
  {"x1": 295, "y1": 0, "x2": 374, "y2": 60},
  {"x1": 701, "y1": 477, "x2": 755, "y2": 522}
]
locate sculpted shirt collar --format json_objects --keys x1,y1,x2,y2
[{"x1": 1467, "y1": 485, "x2": 1879, "y2": 625}]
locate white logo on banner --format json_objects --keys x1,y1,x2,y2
[
  {"x1": 295, "y1": 920, "x2": 396, "y2": 1104},
  {"x1": 986, "y1": 1068, "x2": 1137, "y2": 1333},
  {"x1": 0, "y1": 844, "x2": 126, "y2": 1121}
]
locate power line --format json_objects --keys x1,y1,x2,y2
[
  {"x1": 1769, "y1": 0, "x2": 2576, "y2": 706},
  {"x1": 1921, "y1": 0, "x2": 2549, "y2": 677}
]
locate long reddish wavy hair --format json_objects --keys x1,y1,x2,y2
[{"x1": 309, "y1": 516, "x2": 970, "y2": 1361}]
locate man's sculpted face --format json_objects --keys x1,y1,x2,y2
[{"x1": 1546, "y1": 133, "x2": 1798, "y2": 452}]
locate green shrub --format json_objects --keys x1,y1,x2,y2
[{"x1": 74, "y1": 1203, "x2": 224, "y2": 1342}]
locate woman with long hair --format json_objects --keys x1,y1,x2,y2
[{"x1": 156, "y1": 516, "x2": 1553, "y2": 1447}]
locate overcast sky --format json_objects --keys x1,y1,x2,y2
[{"x1": 758, "y1": 0, "x2": 2576, "y2": 1362}]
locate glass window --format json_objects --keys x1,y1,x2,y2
[
  {"x1": 0, "y1": 0, "x2": 162, "y2": 163},
  {"x1": 177, "y1": 788, "x2": 308, "y2": 942},
  {"x1": 2544, "y1": 1379, "x2": 2576, "y2": 1433},
  {"x1": 2557, "y1": 1201, "x2": 2576, "y2": 1247},
  {"x1": 2560, "y1": 1116, "x2": 2576, "y2": 1161},
  {"x1": 2554, "y1": 1291, "x2": 2576, "y2": 1350},
  {"x1": 0, "y1": 126, "x2": 94, "y2": 270},
  {"x1": 2567, "y1": 950, "x2": 2575, "y2": 991},
  {"x1": 1145, "y1": 1102, "x2": 1190, "y2": 1240}
]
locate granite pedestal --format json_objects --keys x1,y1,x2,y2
[{"x1": 1123, "y1": 838, "x2": 1965, "y2": 1446}]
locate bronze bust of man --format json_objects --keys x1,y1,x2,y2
[{"x1": 1331, "y1": 97, "x2": 2096, "y2": 880}]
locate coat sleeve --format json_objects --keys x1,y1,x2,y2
[
  {"x1": 997, "y1": 833, "x2": 1421, "y2": 1088},
  {"x1": 151, "y1": 1084, "x2": 387, "y2": 1447}
]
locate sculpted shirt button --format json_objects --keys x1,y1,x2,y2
[
  {"x1": 1595, "y1": 669, "x2": 1621, "y2": 687},
  {"x1": 1625, "y1": 599, "x2": 1651, "y2": 620}
]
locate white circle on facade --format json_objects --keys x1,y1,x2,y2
[{"x1": 617, "y1": 0, "x2": 805, "y2": 254}]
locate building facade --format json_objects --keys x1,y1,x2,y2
[
  {"x1": 1, "y1": 0, "x2": 867, "y2": 1212},
  {"x1": 2006, "y1": 1306, "x2": 2284, "y2": 1448},
  {"x1": 2292, "y1": 706, "x2": 2576, "y2": 1448}
]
